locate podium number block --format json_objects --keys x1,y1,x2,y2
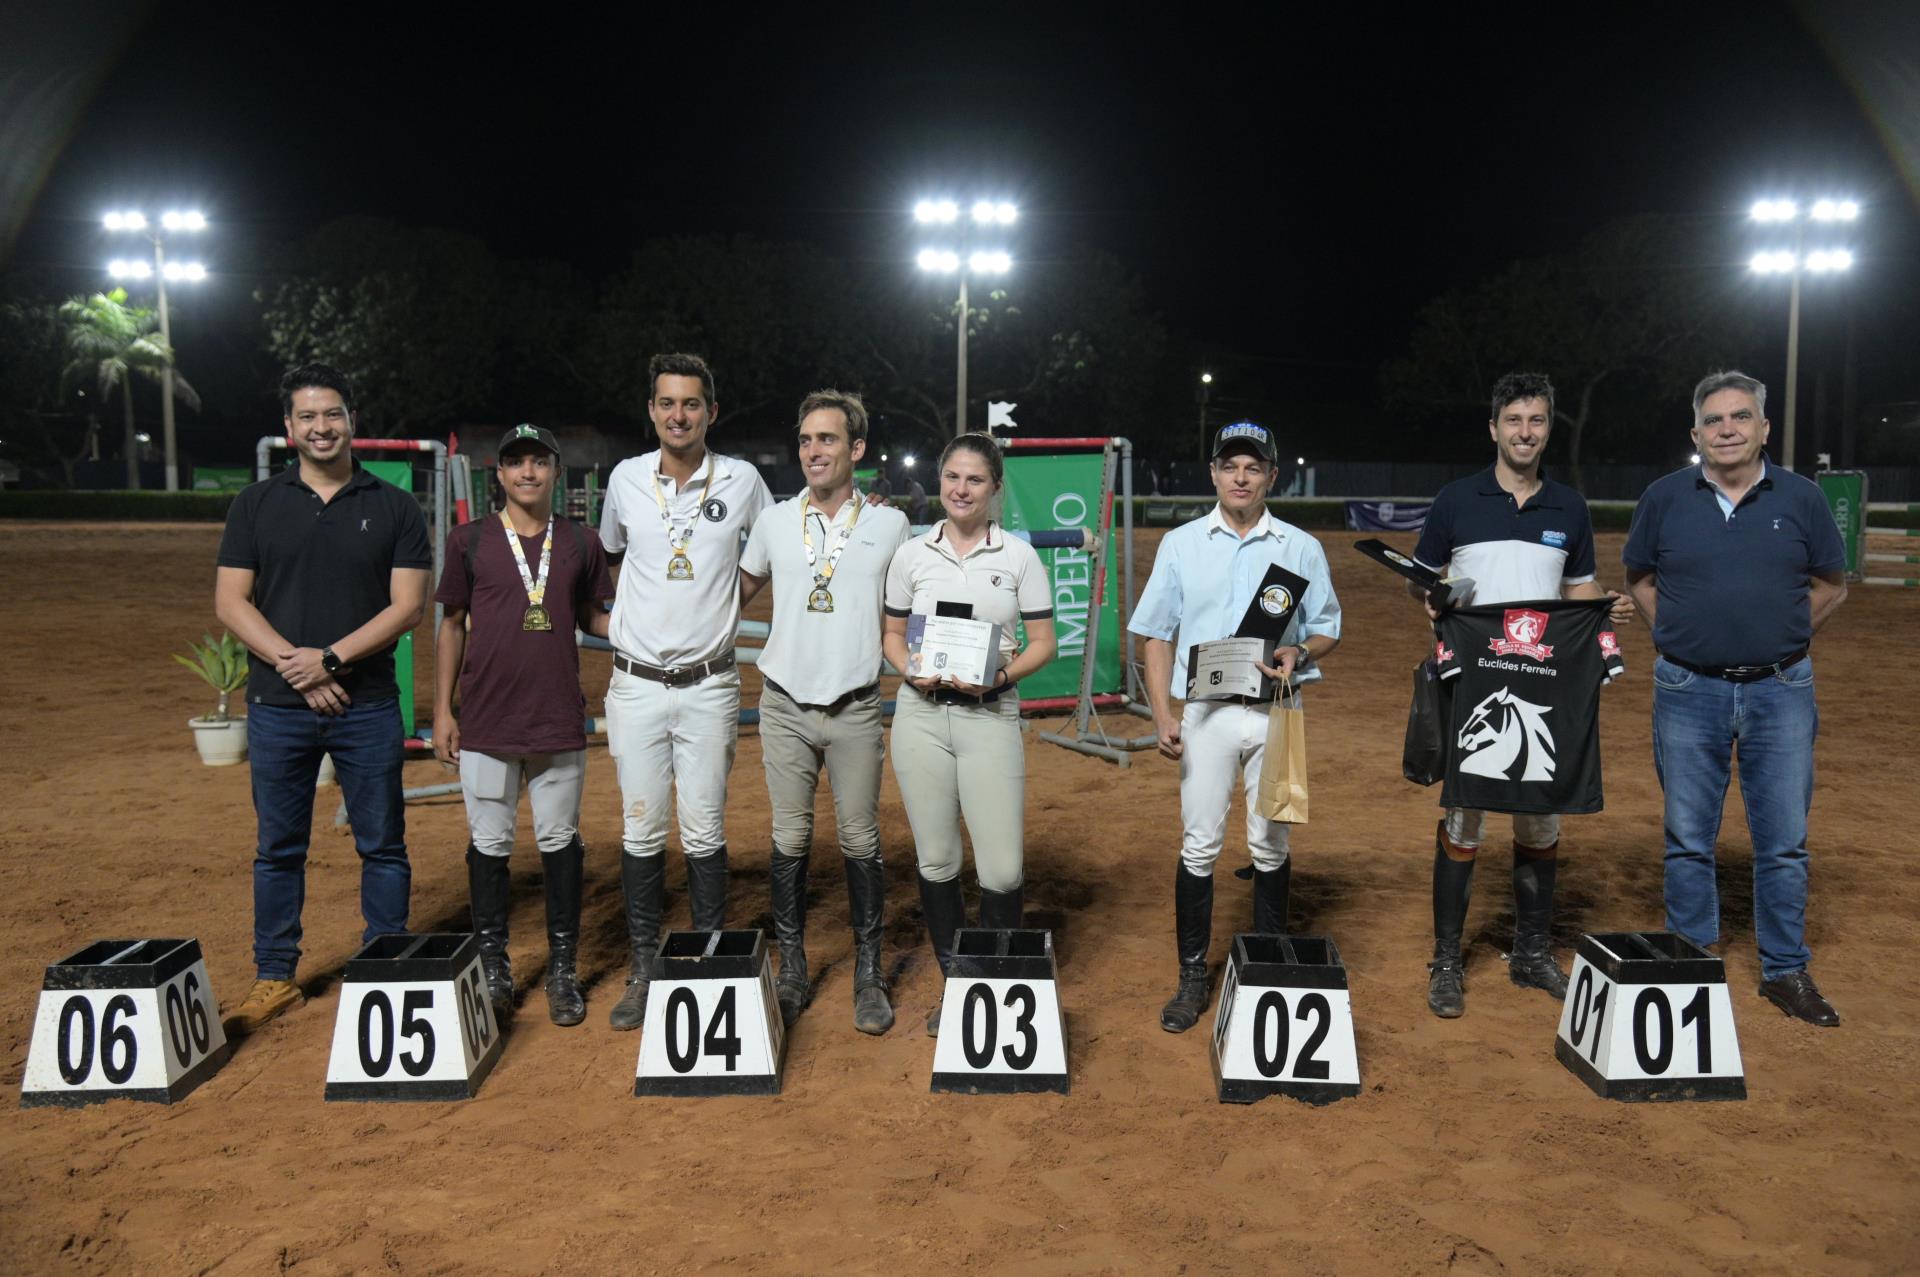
[
  {"x1": 931, "y1": 928, "x2": 1068, "y2": 1095},
  {"x1": 324, "y1": 934, "x2": 503, "y2": 1102},
  {"x1": 22, "y1": 939, "x2": 230, "y2": 1108},
  {"x1": 635, "y1": 930, "x2": 785, "y2": 1097},
  {"x1": 1554, "y1": 931, "x2": 1746, "y2": 1102},
  {"x1": 1210, "y1": 934, "x2": 1360, "y2": 1105}
]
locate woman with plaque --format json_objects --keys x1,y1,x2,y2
[
  {"x1": 434, "y1": 424, "x2": 614, "y2": 1027},
  {"x1": 882, "y1": 432, "x2": 1057, "y2": 1033}
]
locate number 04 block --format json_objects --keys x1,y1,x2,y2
[
  {"x1": 635, "y1": 930, "x2": 786, "y2": 1097},
  {"x1": 22, "y1": 939, "x2": 231, "y2": 1108},
  {"x1": 1554, "y1": 931, "x2": 1746, "y2": 1102},
  {"x1": 931, "y1": 928, "x2": 1069, "y2": 1095},
  {"x1": 325, "y1": 934, "x2": 504, "y2": 1102}
]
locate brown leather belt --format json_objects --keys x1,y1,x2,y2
[
  {"x1": 613, "y1": 652, "x2": 736, "y2": 687},
  {"x1": 1663, "y1": 650, "x2": 1807, "y2": 683}
]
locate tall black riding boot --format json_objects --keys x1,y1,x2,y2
[
  {"x1": 541, "y1": 836, "x2": 587, "y2": 1026},
  {"x1": 979, "y1": 881, "x2": 1024, "y2": 930},
  {"x1": 1509, "y1": 843, "x2": 1569, "y2": 998},
  {"x1": 686, "y1": 845, "x2": 729, "y2": 932},
  {"x1": 845, "y1": 854, "x2": 894, "y2": 1036},
  {"x1": 1252, "y1": 860, "x2": 1292, "y2": 936},
  {"x1": 769, "y1": 850, "x2": 811, "y2": 1027},
  {"x1": 1160, "y1": 863, "x2": 1214, "y2": 1033},
  {"x1": 466, "y1": 846, "x2": 514, "y2": 1024},
  {"x1": 608, "y1": 852, "x2": 665, "y2": 1031},
  {"x1": 917, "y1": 871, "x2": 966, "y2": 1036},
  {"x1": 1428, "y1": 821, "x2": 1476, "y2": 1019}
]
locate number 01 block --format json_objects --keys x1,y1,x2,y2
[
  {"x1": 324, "y1": 934, "x2": 504, "y2": 1102},
  {"x1": 1554, "y1": 931, "x2": 1746, "y2": 1102},
  {"x1": 22, "y1": 939, "x2": 230, "y2": 1108},
  {"x1": 931, "y1": 928, "x2": 1069, "y2": 1095},
  {"x1": 635, "y1": 930, "x2": 786, "y2": 1097},
  {"x1": 1210, "y1": 935, "x2": 1360, "y2": 1105}
]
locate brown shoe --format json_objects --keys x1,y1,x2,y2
[
  {"x1": 1758, "y1": 970, "x2": 1839, "y2": 1027},
  {"x1": 224, "y1": 978, "x2": 304, "y2": 1036}
]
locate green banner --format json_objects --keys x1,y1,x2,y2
[
  {"x1": 191, "y1": 467, "x2": 254, "y2": 492},
  {"x1": 364, "y1": 459, "x2": 418, "y2": 737},
  {"x1": 1816, "y1": 470, "x2": 1866, "y2": 578},
  {"x1": 1000, "y1": 452, "x2": 1121, "y2": 701}
]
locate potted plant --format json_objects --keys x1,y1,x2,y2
[{"x1": 175, "y1": 631, "x2": 251, "y2": 766}]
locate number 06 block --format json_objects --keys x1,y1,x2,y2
[
  {"x1": 931, "y1": 928, "x2": 1069, "y2": 1095},
  {"x1": 324, "y1": 934, "x2": 504, "y2": 1102},
  {"x1": 1554, "y1": 931, "x2": 1746, "y2": 1103},
  {"x1": 1210, "y1": 935, "x2": 1360, "y2": 1105},
  {"x1": 635, "y1": 930, "x2": 786, "y2": 1097},
  {"x1": 22, "y1": 939, "x2": 231, "y2": 1108}
]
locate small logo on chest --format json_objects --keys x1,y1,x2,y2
[{"x1": 359, "y1": 518, "x2": 371, "y2": 532}]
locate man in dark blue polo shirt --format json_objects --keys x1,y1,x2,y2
[
  {"x1": 1412, "y1": 372, "x2": 1632, "y2": 1018},
  {"x1": 214, "y1": 363, "x2": 433, "y2": 1035},
  {"x1": 1624, "y1": 369, "x2": 1847, "y2": 1027}
]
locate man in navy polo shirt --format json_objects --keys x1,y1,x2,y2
[
  {"x1": 214, "y1": 363, "x2": 433, "y2": 1035},
  {"x1": 1624, "y1": 370, "x2": 1847, "y2": 1027},
  {"x1": 1412, "y1": 372, "x2": 1631, "y2": 1018}
]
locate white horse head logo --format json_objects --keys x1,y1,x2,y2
[{"x1": 1457, "y1": 686, "x2": 1557, "y2": 783}]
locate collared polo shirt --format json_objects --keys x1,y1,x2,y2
[
  {"x1": 884, "y1": 520, "x2": 1054, "y2": 669},
  {"x1": 742, "y1": 492, "x2": 910, "y2": 704},
  {"x1": 1623, "y1": 459, "x2": 1845, "y2": 668},
  {"x1": 1414, "y1": 466, "x2": 1596, "y2": 605},
  {"x1": 216, "y1": 462, "x2": 434, "y2": 707},
  {"x1": 1127, "y1": 505, "x2": 1342, "y2": 697},
  {"x1": 600, "y1": 448, "x2": 773, "y2": 666}
]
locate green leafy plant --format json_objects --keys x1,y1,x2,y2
[{"x1": 173, "y1": 632, "x2": 249, "y2": 722}]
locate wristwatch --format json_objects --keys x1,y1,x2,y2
[
  {"x1": 321, "y1": 647, "x2": 344, "y2": 675},
  {"x1": 1292, "y1": 643, "x2": 1312, "y2": 669}
]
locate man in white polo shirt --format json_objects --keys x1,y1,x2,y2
[
  {"x1": 740, "y1": 390, "x2": 910, "y2": 1035},
  {"x1": 1129, "y1": 421, "x2": 1343, "y2": 1033},
  {"x1": 599, "y1": 352, "x2": 774, "y2": 1031}
]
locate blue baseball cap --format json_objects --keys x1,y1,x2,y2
[{"x1": 1212, "y1": 421, "x2": 1276, "y2": 463}]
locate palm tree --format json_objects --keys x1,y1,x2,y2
[{"x1": 58, "y1": 289, "x2": 199, "y2": 490}]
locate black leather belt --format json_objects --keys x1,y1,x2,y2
[
  {"x1": 763, "y1": 677, "x2": 879, "y2": 714},
  {"x1": 1664, "y1": 650, "x2": 1807, "y2": 683},
  {"x1": 928, "y1": 681, "x2": 1014, "y2": 706},
  {"x1": 613, "y1": 652, "x2": 736, "y2": 687}
]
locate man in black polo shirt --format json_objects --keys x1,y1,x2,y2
[
  {"x1": 1411, "y1": 372, "x2": 1631, "y2": 1018},
  {"x1": 1624, "y1": 369, "x2": 1847, "y2": 1027},
  {"x1": 214, "y1": 363, "x2": 433, "y2": 1034}
]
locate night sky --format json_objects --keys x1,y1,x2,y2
[{"x1": 6, "y1": 0, "x2": 1918, "y2": 456}]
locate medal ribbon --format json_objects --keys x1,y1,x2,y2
[
  {"x1": 801, "y1": 490, "x2": 862, "y2": 591},
  {"x1": 650, "y1": 461, "x2": 714, "y2": 557},
  {"x1": 500, "y1": 510, "x2": 553, "y2": 605}
]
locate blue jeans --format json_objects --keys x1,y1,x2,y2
[
  {"x1": 247, "y1": 698, "x2": 411, "y2": 979},
  {"x1": 1651, "y1": 654, "x2": 1818, "y2": 980}
]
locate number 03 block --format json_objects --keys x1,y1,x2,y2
[
  {"x1": 931, "y1": 929, "x2": 1069, "y2": 1095},
  {"x1": 22, "y1": 939, "x2": 231, "y2": 1108},
  {"x1": 1554, "y1": 931, "x2": 1746, "y2": 1102},
  {"x1": 325, "y1": 934, "x2": 505, "y2": 1102}
]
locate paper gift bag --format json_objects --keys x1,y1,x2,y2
[{"x1": 1256, "y1": 682, "x2": 1309, "y2": 823}]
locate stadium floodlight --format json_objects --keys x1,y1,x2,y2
[
  {"x1": 162, "y1": 261, "x2": 207, "y2": 281},
  {"x1": 1810, "y1": 198, "x2": 1859, "y2": 223},
  {"x1": 917, "y1": 248, "x2": 960, "y2": 272},
  {"x1": 103, "y1": 210, "x2": 147, "y2": 231},
  {"x1": 903, "y1": 453, "x2": 917, "y2": 469},
  {"x1": 1804, "y1": 250, "x2": 1853, "y2": 273},
  {"x1": 107, "y1": 258, "x2": 152, "y2": 279},
  {"x1": 104, "y1": 203, "x2": 212, "y2": 490},
  {"x1": 915, "y1": 198, "x2": 959, "y2": 224},
  {"x1": 969, "y1": 250, "x2": 1011, "y2": 273},
  {"x1": 1750, "y1": 198, "x2": 1797, "y2": 222},
  {"x1": 994, "y1": 201, "x2": 1017, "y2": 224},
  {"x1": 1749, "y1": 250, "x2": 1796, "y2": 274},
  {"x1": 914, "y1": 193, "x2": 1020, "y2": 434},
  {"x1": 161, "y1": 210, "x2": 207, "y2": 231}
]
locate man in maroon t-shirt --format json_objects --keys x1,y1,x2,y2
[{"x1": 434, "y1": 424, "x2": 614, "y2": 1026}]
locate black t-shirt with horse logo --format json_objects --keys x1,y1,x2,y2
[{"x1": 1432, "y1": 597, "x2": 1625, "y2": 814}]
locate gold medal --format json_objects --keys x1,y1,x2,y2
[
  {"x1": 522, "y1": 603, "x2": 553, "y2": 631},
  {"x1": 667, "y1": 552, "x2": 694, "y2": 581},
  {"x1": 807, "y1": 586, "x2": 834, "y2": 613}
]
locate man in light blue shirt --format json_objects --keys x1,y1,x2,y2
[{"x1": 1128, "y1": 422, "x2": 1343, "y2": 1032}]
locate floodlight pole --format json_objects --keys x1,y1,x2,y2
[
  {"x1": 956, "y1": 275, "x2": 969, "y2": 436},
  {"x1": 1782, "y1": 255, "x2": 1802, "y2": 472},
  {"x1": 152, "y1": 236, "x2": 180, "y2": 491}
]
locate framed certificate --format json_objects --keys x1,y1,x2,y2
[
  {"x1": 906, "y1": 614, "x2": 1002, "y2": 686},
  {"x1": 1186, "y1": 636, "x2": 1273, "y2": 701}
]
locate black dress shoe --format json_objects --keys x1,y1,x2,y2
[{"x1": 1759, "y1": 970, "x2": 1840, "y2": 1027}]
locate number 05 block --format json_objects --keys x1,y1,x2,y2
[
  {"x1": 325, "y1": 934, "x2": 504, "y2": 1102},
  {"x1": 634, "y1": 930, "x2": 786, "y2": 1097},
  {"x1": 22, "y1": 939, "x2": 231, "y2": 1108},
  {"x1": 1554, "y1": 931, "x2": 1746, "y2": 1102},
  {"x1": 931, "y1": 928, "x2": 1069, "y2": 1095},
  {"x1": 1210, "y1": 935, "x2": 1360, "y2": 1105}
]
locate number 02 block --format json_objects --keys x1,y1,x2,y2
[
  {"x1": 1210, "y1": 935, "x2": 1361, "y2": 1105},
  {"x1": 931, "y1": 928, "x2": 1069, "y2": 1095},
  {"x1": 325, "y1": 934, "x2": 504, "y2": 1102},
  {"x1": 1554, "y1": 931, "x2": 1746, "y2": 1102},
  {"x1": 635, "y1": 930, "x2": 786, "y2": 1097},
  {"x1": 22, "y1": 939, "x2": 231, "y2": 1108}
]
